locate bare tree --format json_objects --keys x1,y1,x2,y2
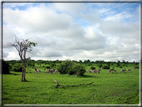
[{"x1": 9, "y1": 36, "x2": 37, "y2": 82}]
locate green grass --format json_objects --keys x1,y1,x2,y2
[{"x1": 2, "y1": 64, "x2": 139, "y2": 104}]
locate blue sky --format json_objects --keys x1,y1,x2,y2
[{"x1": 2, "y1": 2, "x2": 140, "y2": 62}]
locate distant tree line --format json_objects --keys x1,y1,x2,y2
[{"x1": 2, "y1": 59, "x2": 139, "y2": 74}]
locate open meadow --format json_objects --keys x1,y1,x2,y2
[{"x1": 2, "y1": 62, "x2": 140, "y2": 105}]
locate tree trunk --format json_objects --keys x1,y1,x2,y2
[{"x1": 21, "y1": 59, "x2": 26, "y2": 82}]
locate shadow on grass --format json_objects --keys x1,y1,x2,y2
[
  {"x1": 81, "y1": 75, "x2": 97, "y2": 78},
  {"x1": 3, "y1": 73, "x2": 21, "y2": 76},
  {"x1": 20, "y1": 79, "x2": 32, "y2": 82}
]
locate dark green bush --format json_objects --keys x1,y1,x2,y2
[
  {"x1": 2, "y1": 59, "x2": 11, "y2": 74},
  {"x1": 46, "y1": 66, "x2": 50, "y2": 69},
  {"x1": 97, "y1": 64, "x2": 102, "y2": 68},
  {"x1": 57, "y1": 60, "x2": 86, "y2": 76},
  {"x1": 12, "y1": 63, "x2": 23, "y2": 72},
  {"x1": 57, "y1": 60, "x2": 73, "y2": 74},
  {"x1": 69, "y1": 64, "x2": 86, "y2": 76},
  {"x1": 102, "y1": 65, "x2": 110, "y2": 69},
  {"x1": 135, "y1": 66, "x2": 139, "y2": 69},
  {"x1": 49, "y1": 63, "x2": 56, "y2": 68},
  {"x1": 90, "y1": 66, "x2": 96, "y2": 70},
  {"x1": 88, "y1": 63, "x2": 92, "y2": 66}
]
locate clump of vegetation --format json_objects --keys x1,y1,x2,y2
[
  {"x1": 97, "y1": 64, "x2": 102, "y2": 69},
  {"x1": 90, "y1": 66, "x2": 96, "y2": 70},
  {"x1": 49, "y1": 63, "x2": 56, "y2": 69},
  {"x1": 134, "y1": 66, "x2": 139, "y2": 69},
  {"x1": 46, "y1": 66, "x2": 51, "y2": 69},
  {"x1": 102, "y1": 64, "x2": 110, "y2": 69},
  {"x1": 12, "y1": 63, "x2": 23, "y2": 72},
  {"x1": 57, "y1": 60, "x2": 73, "y2": 74},
  {"x1": 71, "y1": 64, "x2": 86, "y2": 76},
  {"x1": 2, "y1": 59, "x2": 11, "y2": 74},
  {"x1": 57, "y1": 60, "x2": 86, "y2": 76}
]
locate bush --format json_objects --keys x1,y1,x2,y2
[
  {"x1": 90, "y1": 66, "x2": 96, "y2": 70},
  {"x1": 57, "y1": 60, "x2": 86, "y2": 76},
  {"x1": 135, "y1": 66, "x2": 139, "y2": 69},
  {"x1": 102, "y1": 65, "x2": 110, "y2": 69},
  {"x1": 97, "y1": 64, "x2": 102, "y2": 68},
  {"x1": 46, "y1": 66, "x2": 50, "y2": 69},
  {"x1": 12, "y1": 63, "x2": 23, "y2": 72},
  {"x1": 49, "y1": 63, "x2": 56, "y2": 68},
  {"x1": 69, "y1": 64, "x2": 86, "y2": 76},
  {"x1": 2, "y1": 59, "x2": 11, "y2": 74},
  {"x1": 57, "y1": 60, "x2": 73, "y2": 74}
]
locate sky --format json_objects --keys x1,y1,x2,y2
[{"x1": 2, "y1": 1, "x2": 140, "y2": 62}]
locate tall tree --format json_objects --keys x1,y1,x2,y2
[{"x1": 9, "y1": 36, "x2": 37, "y2": 82}]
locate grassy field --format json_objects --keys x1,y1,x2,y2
[{"x1": 2, "y1": 63, "x2": 139, "y2": 104}]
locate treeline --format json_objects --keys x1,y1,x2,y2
[
  {"x1": 2, "y1": 59, "x2": 139, "y2": 74},
  {"x1": 4, "y1": 59, "x2": 139, "y2": 65}
]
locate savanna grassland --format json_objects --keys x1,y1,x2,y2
[{"x1": 2, "y1": 62, "x2": 140, "y2": 105}]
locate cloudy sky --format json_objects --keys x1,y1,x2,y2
[{"x1": 2, "y1": 1, "x2": 140, "y2": 62}]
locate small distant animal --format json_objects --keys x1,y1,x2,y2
[
  {"x1": 121, "y1": 69, "x2": 126, "y2": 73},
  {"x1": 46, "y1": 69, "x2": 57, "y2": 74},
  {"x1": 87, "y1": 70, "x2": 90, "y2": 73},
  {"x1": 91, "y1": 70, "x2": 97, "y2": 74},
  {"x1": 127, "y1": 69, "x2": 131, "y2": 71},
  {"x1": 108, "y1": 70, "x2": 112, "y2": 73},
  {"x1": 35, "y1": 68, "x2": 41, "y2": 73},
  {"x1": 97, "y1": 69, "x2": 101, "y2": 74},
  {"x1": 113, "y1": 70, "x2": 116, "y2": 72}
]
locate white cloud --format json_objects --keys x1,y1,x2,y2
[
  {"x1": 3, "y1": 4, "x2": 73, "y2": 34},
  {"x1": 3, "y1": 25, "x2": 15, "y2": 48},
  {"x1": 2, "y1": 3, "x2": 140, "y2": 62}
]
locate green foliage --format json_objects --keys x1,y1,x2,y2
[
  {"x1": 97, "y1": 64, "x2": 102, "y2": 68},
  {"x1": 46, "y1": 66, "x2": 50, "y2": 69},
  {"x1": 90, "y1": 66, "x2": 96, "y2": 70},
  {"x1": 57, "y1": 60, "x2": 86, "y2": 76},
  {"x1": 12, "y1": 63, "x2": 23, "y2": 72},
  {"x1": 135, "y1": 66, "x2": 139, "y2": 69},
  {"x1": 2, "y1": 59, "x2": 11, "y2": 74},
  {"x1": 75, "y1": 64, "x2": 86, "y2": 76},
  {"x1": 68, "y1": 63, "x2": 86, "y2": 76},
  {"x1": 87, "y1": 63, "x2": 92, "y2": 66},
  {"x1": 49, "y1": 63, "x2": 56, "y2": 69},
  {"x1": 102, "y1": 64, "x2": 110, "y2": 69},
  {"x1": 116, "y1": 63, "x2": 120, "y2": 67},
  {"x1": 57, "y1": 60, "x2": 73, "y2": 74}
]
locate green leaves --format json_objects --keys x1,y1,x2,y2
[{"x1": 29, "y1": 42, "x2": 37, "y2": 47}]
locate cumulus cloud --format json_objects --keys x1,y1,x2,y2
[
  {"x1": 3, "y1": 4, "x2": 73, "y2": 34},
  {"x1": 2, "y1": 3, "x2": 140, "y2": 62},
  {"x1": 3, "y1": 25, "x2": 15, "y2": 48}
]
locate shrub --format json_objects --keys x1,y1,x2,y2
[
  {"x1": 102, "y1": 65, "x2": 110, "y2": 69},
  {"x1": 135, "y1": 66, "x2": 139, "y2": 69},
  {"x1": 90, "y1": 66, "x2": 96, "y2": 70},
  {"x1": 2, "y1": 59, "x2": 11, "y2": 74},
  {"x1": 88, "y1": 63, "x2": 92, "y2": 66},
  {"x1": 49, "y1": 63, "x2": 56, "y2": 68},
  {"x1": 119, "y1": 66, "x2": 122, "y2": 68},
  {"x1": 57, "y1": 60, "x2": 86, "y2": 76},
  {"x1": 12, "y1": 63, "x2": 23, "y2": 72},
  {"x1": 57, "y1": 60, "x2": 73, "y2": 74},
  {"x1": 97, "y1": 64, "x2": 102, "y2": 68},
  {"x1": 46, "y1": 66, "x2": 50, "y2": 69},
  {"x1": 69, "y1": 64, "x2": 86, "y2": 76}
]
